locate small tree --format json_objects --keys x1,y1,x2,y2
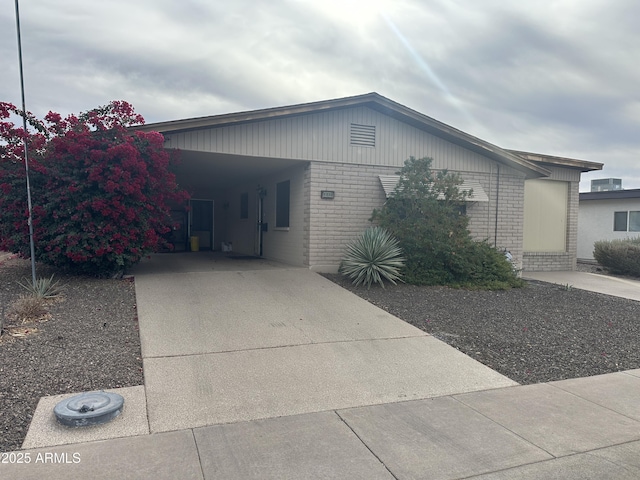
[
  {"x1": 372, "y1": 156, "x2": 521, "y2": 288},
  {"x1": 0, "y1": 101, "x2": 189, "y2": 275}
]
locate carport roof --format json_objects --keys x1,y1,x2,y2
[{"x1": 134, "y1": 92, "x2": 601, "y2": 178}]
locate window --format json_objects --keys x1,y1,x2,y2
[
  {"x1": 275, "y1": 180, "x2": 290, "y2": 228},
  {"x1": 614, "y1": 211, "x2": 628, "y2": 231},
  {"x1": 240, "y1": 192, "x2": 248, "y2": 219},
  {"x1": 630, "y1": 212, "x2": 640, "y2": 232},
  {"x1": 614, "y1": 211, "x2": 640, "y2": 232}
]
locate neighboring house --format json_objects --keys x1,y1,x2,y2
[
  {"x1": 135, "y1": 93, "x2": 602, "y2": 272},
  {"x1": 578, "y1": 189, "x2": 640, "y2": 261}
]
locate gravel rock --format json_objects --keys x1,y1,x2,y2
[
  {"x1": 0, "y1": 258, "x2": 143, "y2": 453},
  {"x1": 323, "y1": 273, "x2": 640, "y2": 386}
]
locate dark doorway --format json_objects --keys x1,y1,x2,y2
[{"x1": 190, "y1": 199, "x2": 214, "y2": 250}]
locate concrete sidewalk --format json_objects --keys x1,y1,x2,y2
[
  {"x1": 7, "y1": 371, "x2": 640, "y2": 479},
  {"x1": 7, "y1": 256, "x2": 640, "y2": 479},
  {"x1": 524, "y1": 270, "x2": 640, "y2": 301}
]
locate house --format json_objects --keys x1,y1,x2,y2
[
  {"x1": 578, "y1": 189, "x2": 640, "y2": 261},
  {"x1": 135, "y1": 93, "x2": 602, "y2": 272}
]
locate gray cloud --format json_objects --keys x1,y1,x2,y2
[{"x1": 1, "y1": 0, "x2": 638, "y2": 190}]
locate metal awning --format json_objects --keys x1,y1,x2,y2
[{"x1": 378, "y1": 175, "x2": 489, "y2": 202}]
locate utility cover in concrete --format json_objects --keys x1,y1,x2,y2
[{"x1": 54, "y1": 391, "x2": 124, "y2": 427}]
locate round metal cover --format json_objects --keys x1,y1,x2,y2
[{"x1": 54, "y1": 391, "x2": 124, "y2": 427}]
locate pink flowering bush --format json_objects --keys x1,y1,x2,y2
[{"x1": 0, "y1": 101, "x2": 189, "y2": 275}]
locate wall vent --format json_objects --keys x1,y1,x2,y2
[{"x1": 350, "y1": 123, "x2": 376, "y2": 147}]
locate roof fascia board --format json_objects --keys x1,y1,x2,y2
[
  {"x1": 507, "y1": 149, "x2": 603, "y2": 172},
  {"x1": 580, "y1": 189, "x2": 640, "y2": 200},
  {"x1": 132, "y1": 93, "x2": 381, "y2": 134}
]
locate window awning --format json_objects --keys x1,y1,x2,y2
[{"x1": 378, "y1": 175, "x2": 489, "y2": 202}]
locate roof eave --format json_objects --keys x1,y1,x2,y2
[
  {"x1": 133, "y1": 92, "x2": 551, "y2": 178},
  {"x1": 131, "y1": 93, "x2": 384, "y2": 134},
  {"x1": 507, "y1": 150, "x2": 603, "y2": 173},
  {"x1": 580, "y1": 189, "x2": 640, "y2": 200}
]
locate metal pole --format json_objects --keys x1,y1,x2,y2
[{"x1": 14, "y1": 0, "x2": 37, "y2": 285}]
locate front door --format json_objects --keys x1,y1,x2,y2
[{"x1": 189, "y1": 199, "x2": 214, "y2": 250}]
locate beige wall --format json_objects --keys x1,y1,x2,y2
[
  {"x1": 165, "y1": 106, "x2": 502, "y2": 173},
  {"x1": 216, "y1": 164, "x2": 307, "y2": 265},
  {"x1": 261, "y1": 164, "x2": 307, "y2": 266},
  {"x1": 523, "y1": 179, "x2": 568, "y2": 252},
  {"x1": 522, "y1": 168, "x2": 579, "y2": 271},
  {"x1": 217, "y1": 187, "x2": 257, "y2": 254},
  {"x1": 305, "y1": 161, "x2": 527, "y2": 272}
]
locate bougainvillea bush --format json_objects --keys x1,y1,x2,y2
[{"x1": 0, "y1": 101, "x2": 189, "y2": 275}]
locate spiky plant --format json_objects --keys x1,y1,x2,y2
[
  {"x1": 339, "y1": 227, "x2": 405, "y2": 289},
  {"x1": 18, "y1": 274, "x2": 64, "y2": 299}
]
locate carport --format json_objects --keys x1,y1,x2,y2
[{"x1": 165, "y1": 147, "x2": 307, "y2": 264}]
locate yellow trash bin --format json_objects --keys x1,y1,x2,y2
[{"x1": 190, "y1": 235, "x2": 199, "y2": 252}]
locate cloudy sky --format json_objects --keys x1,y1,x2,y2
[{"x1": 1, "y1": 0, "x2": 638, "y2": 191}]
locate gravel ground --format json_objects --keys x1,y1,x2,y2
[
  {"x1": 0, "y1": 257, "x2": 143, "y2": 453},
  {"x1": 2, "y1": 254, "x2": 639, "y2": 453},
  {"x1": 323, "y1": 268, "x2": 640, "y2": 386}
]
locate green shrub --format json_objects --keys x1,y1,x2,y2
[
  {"x1": 594, "y1": 237, "x2": 640, "y2": 276},
  {"x1": 371, "y1": 156, "x2": 523, "y2": 289},
  {"x1": 454, "y1": 241, "x2": 525, "y2": 289},
  {"x1": 339, "y1": 227, "x2": 405, "y2": 289},
  {"x1": 18, "y1": 274, "x2": 64, "y2": 299}
]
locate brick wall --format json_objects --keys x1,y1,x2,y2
[
  {"x1": 305, "y1": 161, "x2": 527, "y2": 272},
  {"x1": 306, "y1": 162, "x2": 393, "y2": 271}
]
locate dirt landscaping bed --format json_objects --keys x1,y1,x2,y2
[{"x1": 0, "y1": 257, "x2": 143, "y2": 453}]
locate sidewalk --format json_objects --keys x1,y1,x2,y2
[
  {"x1": 4, "y1": 259, "x2": 640, "y2": 479},
  {"x1": 524, "y1": 270, "x2": 640, "y2": 302},
  {"x1": 5, "y1": 371, "x2": 640, "y2": 479}
]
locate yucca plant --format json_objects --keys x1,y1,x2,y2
[
  {"x1": 18, "y1": 274, "x2": 64, "y2": 299},
  {"x1": 339, "y1": 227, "x2": 405, "y2": 289}
]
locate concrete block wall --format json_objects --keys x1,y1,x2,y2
[
  {"x1": 493, "y1": 173, "x2": 526, "y2": 271},
  {"x1": 305, "y1": 161, "x2": 526, "y2": 272},
  {"x1": 306, "y1": 161, "x2": 393, "y2": 271},
  {"x1": 462, "y1": 170, "x2": 525, "y2": 270}
]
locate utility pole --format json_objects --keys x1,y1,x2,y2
[{"x1": 14, "y1": 0, "x2": 37, "y2": 285}]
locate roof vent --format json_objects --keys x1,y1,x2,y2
[{"x1": 350, "y1": 123, "x2": 376, "y2": 147}]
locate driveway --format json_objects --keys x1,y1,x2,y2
[{"x1": 131, "y1": 253, "x2": 516, "y2": 432}]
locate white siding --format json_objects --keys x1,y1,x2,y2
[
  {"x1": 165, "y1": 107, "x2": 499, "y2": 173},
  {"x1": 578, "y1": 198, "x2": 640, "y2": 260}
]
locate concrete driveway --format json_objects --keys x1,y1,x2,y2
[{"x1": 132, "y1": 253, "x2": 515, "y2": 432}]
